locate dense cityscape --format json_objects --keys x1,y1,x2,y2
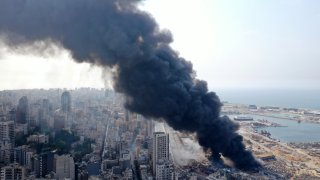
[
  {"x1": 1, "y1": 0, "x2": 320, "y2": 179},
  {"x1": 0, "y1": 88, "x2": 319, "y2": 180}
]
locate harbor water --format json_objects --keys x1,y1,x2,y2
[{"x1": 247, "y1": 114, "x2": 320, "y2": 143}]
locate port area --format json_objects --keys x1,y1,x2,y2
[
  {"x1": 223, "y1": 103, "x2": 320, "y2": 179},
  {"x1": 238, "y1": 125, "x2": 320, "y2": 179},
  {"x1": 163, "y1": 121, "x2": 320, "y2": 179},
  {"x1": 222, "y1": 102, "x2": 320, "y2": 124},
  {"x1": 161, "y1": 103, "x2": 320, "y2": 179}
]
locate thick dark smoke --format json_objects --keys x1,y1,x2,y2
[{"x1": 0, "y1": 0, "x2": 261, "y2": 170}]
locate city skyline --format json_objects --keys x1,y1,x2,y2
[
  {"x1": 0, "y1": 0, "x2": 319, "y2": 179},
  {"x1": 0, "y1": 88, "x2": 319, "y2": 179}
]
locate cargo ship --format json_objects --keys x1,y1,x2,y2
[{"x1": 234, "y1": 116, "x2": 254, "y2": 121}]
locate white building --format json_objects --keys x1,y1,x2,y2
[
  {"x1": 53, "y1": 154, "x2": 75, "y2": 180},
  {"x1": 1, "y1": 163, "x2": 25, "y2": 180},
  {"x1": 139, "y1": 165, "x2": 148, "y2": 179},
  {"x1": 152, "y1": 132, "x2": 169, "y2": 173},
  {"x1": 27, "y1": 134, "x2": 49, "y2": 144},
  {"x1": 0, "y1": 120, "x2": 14, "y2": 142},
  {"x1": 152, "y1": 131, "x2": 174, "y2": 179},
  {"x1": 155, "y1": 160, "x2": 174, "y2": 180},
  {"x1": 25, "y1": 151, "x2": 33, "y2": 170},
  {"x1": 0, "y1": 121, "x2": 14, "y2": 164}
]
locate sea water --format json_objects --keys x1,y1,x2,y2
[
  {"x1": 215, "y1": 88, "x2": 320, "y2": 110},
  {"x1": 247, "y1": 114, "x2": 320, "y2": 142}
]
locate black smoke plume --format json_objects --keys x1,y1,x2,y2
[{"x1": 0, "y1": 0, "x2": 261, "y2": 170}]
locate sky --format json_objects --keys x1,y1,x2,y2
[{"x1": 0, "y1": 0, "x2": 320, "y2": 90}]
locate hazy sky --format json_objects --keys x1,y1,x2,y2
[{"x1": 0, "y1": 0, "x2": 319, "y2": 90}]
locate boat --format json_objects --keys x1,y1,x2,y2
[{"x1": 234, "y1": 116, "x2": 253, "y2": 121}]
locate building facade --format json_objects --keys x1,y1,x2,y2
[
  {"x1": 155, "y1": 160, "x2": 174, "y2": 180},
  {"x1": 16, "y1": 96, "x2": 29, "y2": 124},
  {"x1": 0, "y1": 120, "x2": 15, "y2": 164},
  {"x1": 0, "y1": 120, "x2": 15, "y2": 142},
  {"x1": 152, "y1": 131, "x2": 172, "y2": 179},
  {"x1": 1, "y1": 164, "x2": 25, "y2": 180},
  {"x1": 53, "y1": 154, "x2": 75, "y2": 180},
  {"x1": 61, "y1": 91, "x2": 71, "y2": 113}
]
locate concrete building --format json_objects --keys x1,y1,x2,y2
[
  {"x1": 39, "y1": 99, "x2": 51, "y2": 132},
  {"x1": 39, "y1": 151, "x2": 54, "y2": 178},
  {"x1": 27, "y1": 134, "x2": 49, "y2": 144},
  {"x1": 1, "y1": 163, "x2": 25, "y2": 180},
  {"x1": 0, "y1": 120, "x2": 15, "y2": 142},
  {"x1": 123, "y1": 168, "x2": 133, "y2": 180},
  {"x1": 0, "y1": 120, "x2": 14, "y2": 164},
  {"x1": 152, "y1": 132, "x2": 170, "y2": 177},
  {"x1": 119, "y1": 152, "x2": 131, "y2": 171},
  {"x1": 147, "y1": 119, "x2": 154, "y2": 138},
  {"x1": 41, "y1": 99, "x2": 50, "y2": 116},
  {"x1": 125, "y1": 109, "x2": 130, "y2": 121},
  {"x1": 53, "y1": 113, "x2": 66, "y2": 130},
  {"x1": 155, "y1": 160, "x2": 174, "y2": 180},
  {"x1": 139, "y1": 165, "x2": 148, "y2": 180},
  {"x1": 29, "y1": 102, "x2": 41, "y2": 127},
  {"x1": 16, "y1": 96, "x2": 29, "y2": 124},
  {"x1": 25, "y1": 151, "x2": 33, "y2": 170},
  {"x1": 0, "y1": 140, "x2": 13, "y2": 164},
  {"x1": 8, "y1": 108, "x2": 16, "y2": 122},
  {"x1": 32, "y1": 151, "x2": 54, "y2": 178},
  {"x1": 61, "y1": 91, "x2": 71, "y2": 113},
  {"x1": 53, "y1": 154, "x2": 75, "y2": 180},
  {"x1": 14, "y1": 145, "x2": 29, "y2": 166},
  {"x1": 152, "y1": 132, "x2": 169, "y2": 170}
]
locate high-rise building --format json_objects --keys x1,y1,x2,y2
[
  {"x1": 152, "y1": 123, "x2": 174, "y2": 180},
  {"x1": 0, "y1": 120, "x2": 15, "y2": 142},
  {"x1": 40, "y1": 99, "x2": 50, "y2": 132},
  {"x1": 0, "y1": 140, "x2": 13, "y2": 164},
  {"x1": 29, "y1": 103, "x2": 41, "y2": 127},
  {"x1": 61, "y1": 91, "x2": 71, "y2": 113},
  {"x1": 0, "y1": 120, "x2": 15, "y2": 164},
  {"x1": 152, "y1": 132, "x2": 169, "y2": 175},
  {"x1": 139, "y1": 165, "x2": 148, "y2": 180},
  {"x1": 42, "y1": 99, "x2": 50, "y2": 115},
  {"x1": 53, "y1": 154, "x2": 75, "y2": 180},
  {"x1": 25, "y1": 151, "x2": 33, "y2": 170},
  {"x1": 147, "y1": 119, "x2": 154, "y2": 138},
  {"x1": 125, "y1": 110, "x2": 130, "y2": 121},
  {"x1": 32, "y1": 150, "x2": 54, "y2": 178},
  {"x1": 14, "y1": 145, "x2": 29, "y2": 166},
  {"x1": 53, "y1": 113, "x2": 66, "y2": 130},
  {"x1": 40, "y1": 151, "x2": 54, "y2": 178},
  {"x1": 8, "y1": 108, "x2": 16, "y2": 122},
  {"x1": 0, "y1": 105, "x2": 4, "y2": 116},
  {"x1": 16, "y1": 96, "x2": 29, "y2": 124},
  {"x1": 1, "y1": 163, "x2": 25, "y2": 180},
  {"x1": 155, "y1": 160, "x2": 174, "y2": 180},
  {"x1": 119, "y1": 151, "x2": 131, "y2": 171},
  {"x1": 14, "y1": 146, "x2": 26, "y2": 165}
]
